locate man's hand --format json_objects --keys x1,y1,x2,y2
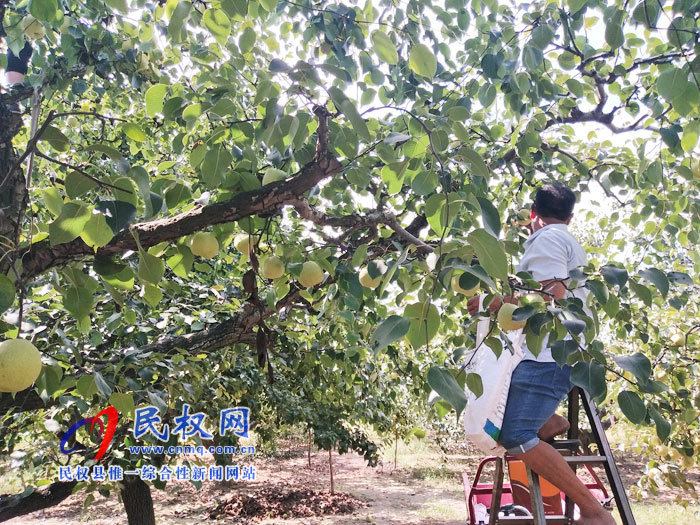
[{"x1": 467, "y1": 295, "x2": 518, "y2": 316}]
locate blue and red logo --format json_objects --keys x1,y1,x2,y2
[{"x1": 60, "y1": 406, "x2": 119, "y2": 461}]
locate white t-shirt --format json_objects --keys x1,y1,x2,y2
[{"x1": 516, "y1": 224, "x2": 590, "y2": 362}]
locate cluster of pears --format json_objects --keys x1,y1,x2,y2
[
  {"x1": 232, "y1": 232, "x2": 324, "y2": 287},
  {"x1": 0, "y1": 338, "x2": 43, "y2": 393}
]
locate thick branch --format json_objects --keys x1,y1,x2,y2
[
  {"x1": 19, "y1": 148, "x2": 342, "y2": 284},
  {"x1": 0, "y1": 480, "x2": 77, "y2": 522}
]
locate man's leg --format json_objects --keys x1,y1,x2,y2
[
  {"x1": 515, "y1": 441, "x2": 615, "y2": 525},
  {"x1": 538, "y1": 413, "x2": 570, "y2": 441}
]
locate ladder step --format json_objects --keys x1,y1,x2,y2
[
  {"x1": 550, "y1": 439, "x2": 581, "y2": 450},
  {"x1": 496, "y1": 516, "x2": 570, "y2": 524},
  {"x1": 563, "y1": 455, "x2": 607, "y2": 465}
]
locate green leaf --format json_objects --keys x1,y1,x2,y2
[
  {"x1": 203, "y1": 8, "x2": 231, "y2": 45},
  {"x1": 76, "y1": 375, "x2": 98, "y2": 399},
  {"x1": 165, "y1": 183, "x2": 192, "y2": 209},
  {"x1": 49, "y1": 202, "x2": 91, "y2": 246},
  {"x1": 96, "y1": 201, "x2": 137, "y2": 233},
  {"x1": 167, "y1": 246, "x2": 194, "y2": 278},
  {"x1": 477, "y1": 197, "x2": 501, "y2": 238},
  {"x1": 459, "y1": 147, "x2": 489, "y2": 178},
  {"x1": 64, "y1": 171, "x2": 97, "y2": 199},
  {"x1": 632, "y1": 0, "x2": 660, "y2": 28},
  {"x1": 467, "y1": 229, "x2": 508, "y2": 283},
  {"x1": 614, "y1": 353, "x2": 651, "y2": 383},
  {"x1": 478, "y1": 83, "x2": 496, "y2": 107},
  {"x1": 405, "y1": 302, "x2": 440, "y2": 349},
  {"x1": 466, "y1": 373, "x2": 483, "y2": 398},
  {"x1": 30, "y1": 0, "x2": 57, "y2": 22},
  {"x1": 667, "y1": 271, "x2": 692, "y2": 285},
  {"x1": 93, "y1": 372, "x2": 113, "y2": 398},
  {"x1": 109, "y1": 392, "x2": 135, "y2": 418},
  {"x1": 638, "y1": 268, "x2": 669, "y2": 297},
  {"x1": 629, "y1": 279, "x2": 652, "y2": 307},
  {"x1": 80, "y1": 212, "x2": 114, "y2": 249},
  {"x1": 0, "y1": 275, "x2": 15, "y2": 315},
  {"x1": 269, "y1": 59, "x2": 290, "y2": 72},
  {"x1": 530, "y1": 24, "x2": 554, "y2": 49},
  {"x1": 427, "y1": 366, "x2": 467, "y2": 417},
  {"x1": 648, "y1": 405, "x2": 671, "y2": 441},
  {"x1": 145, "y1": 84, "x2": 168, "y2": 117},
  {"x1": 409, "y1": 43, "x2": 437, "y2": 78},
  {"x1": 138, "y1": 251, "x2": 165, "y2": 284},
  {"x1": 604, "y1": 10, "x2": 625, "y2": 49},
  {"x1": 259, "y1": 0, "x2": 277, "y2": 12},
  {"x1": 104, "y1": 0, "x2": 128, "y2": 11},
  {"x1": 585, "y1": 279, "x2": 609, "y2": 305},
  {"x1": 182, "y1": 103, "x2": 203, "y2": 121},
  {"x1": 570, "y1": 361, "x2": 606, "y2": 400},
  {"x1": 600, "y1": 264, "x2": 628, "y2": 288},
  {"x1": 481, "y1": 54, "x2": 502, "y2": 78},
  {"x1": 656, "y1": 68, "x2": 689, "y2": 100},
  {"x1": 522, "y1": 44, "x2": 543, "y2": 70},
  {"x1": 64, "y1": 285, "x2": 94, "y2": 318},
  {"x1": 371, "y1": 30, "x2": 398, "y2": 65},
  {"x1": 339, "y1": 100, "x2": 371, "y2": 142},
  {"x1": 567, "y1": 0, "x2": 587, "y2": 14},
  {"x1": 168, "y1": 1, "x2": 192, "y2": 42},
  {"x1": 618, "y1": 390, "x2": 646, "y2": 424},
  {"x1": 238, "y1": 25, "x2": 256, "y2": 53},
  {"x1": 370, "y1": 315, "x2": 410, "y2": 352},
  {"x1": 681, "y1": 120, "x2": 700, "y2": 153},
  {"x1": 40, "y1": 187, "x2": 64, "y2": 217},
  {"x1": 39, "y1": 126, "x2": 70, "y2": 152},
  {"x1": 142, "y1": 284, "x2": 163, "y2": 307},
  {"x1": 122, "y1": 123, "x2": 147, "y2": 142},
  {"x1": 201, "y1": 147, "x2": 233, "y2": 188}
]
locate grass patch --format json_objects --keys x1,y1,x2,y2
[
  {"x1": 613, "y1": 503, "x2": 700, "y2": 524},
  {"x1": 409, "y1": 465, "x2": 458, "y2": 482}
]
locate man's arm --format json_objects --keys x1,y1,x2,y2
[{"x1": 466, "y1": 278, "x2": 567, "y2": 316}]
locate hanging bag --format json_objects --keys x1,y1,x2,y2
[{"x1": 462, "y1": 295, "x2": 525, "y2": 455}]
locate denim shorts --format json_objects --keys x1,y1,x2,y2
[{"x1": 499, "y1": 360, "x2": 573, "y2": 455}]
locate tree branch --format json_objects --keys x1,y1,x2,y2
[
  {"x1": 17, "y1": 113, "x2": 343, "y2": 284},
  {"x1": 0, "y1": 480, "x2": 77, "y2": 522}
]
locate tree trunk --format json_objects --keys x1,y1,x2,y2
[
  {"x1": 328, "y1": 448, "x2": 334, "y2": 495},
  {"x1": 121, "y1": 477, "x2": 155, "y2": 525},
  {"x1": 394, "y1": 429, "x2": 398, "y2": 470},
  {"x1": 307, "y1": 428, "x2": 312, "y2": 468}
]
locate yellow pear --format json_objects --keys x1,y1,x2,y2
[
  {"x1": 516, "y1": 208, "x2": 531, "y2": 226},
  {"x1": 67, "y1": 116, "x2": 80, "y2": 128},
  {"x1": 262, "y1": 256, "x2": 285, "y2": 279},
  {"x1": 497, "y1": 303, "x2": 526, "y2": 331},
  {"x1": 191, "y1": 232, "x2": 219, "y2": 258},
  {"x1": 0, "y1": 339, "x2": 43, "y2": 393},
  {"x1": 233, "y1": 233, "x2": 254, "y2": 256},
  {"x1": 23, "y1": 17, "x2": 45, "y2": 40},
  {"x1": 262, "y1": 168, "x2": 287, "y2": 185},
  {"x1": 519, "y1": 292, "x2": 545, "y2": 308},
  {"x1": 299, "y1": 261, "x2": 324, "y2": 287},
  {"x1": 669, "y1": 331, "x2": 685, "y2": 347},
  {"x1": 451, "y1": 275, "x2": 478, "y2": 296},
  {"x1": 359, "y1": 267, "x2": 382, "y2": 289}
]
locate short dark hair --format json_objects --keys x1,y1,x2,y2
[{"x1": 532, "y1": 184, "x2": 576, "y2": 221}]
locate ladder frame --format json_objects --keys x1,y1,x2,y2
[{"x1": 485, "y1": 386, "x2": 636, "y2": 525}]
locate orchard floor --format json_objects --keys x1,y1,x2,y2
[{"x1": 5, "y1": 435, "x2": 700, "y2": 525}]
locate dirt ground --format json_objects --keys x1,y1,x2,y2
[{"x1": 5, "y1": 438, "x2": 699, "y2": 524}]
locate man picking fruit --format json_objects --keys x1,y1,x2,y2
[{"x1": 467, "y1": 184, "x2": 615, "y2": 525}]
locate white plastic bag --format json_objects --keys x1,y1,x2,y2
[{"x1": 462, "y1": 295, "x2": 525, "y2": 455}]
